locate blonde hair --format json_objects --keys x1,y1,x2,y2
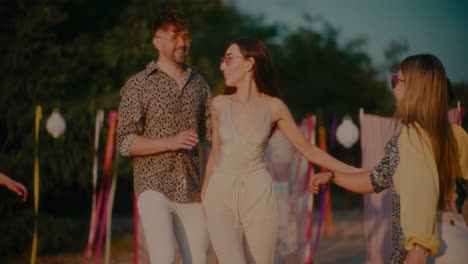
[{"x1": 395, "y1": 54, "x2": 460, "y2": 209}]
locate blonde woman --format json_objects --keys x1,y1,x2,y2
[{"x1": 309, "y1": 54, "x2": 468, "y2": 264}]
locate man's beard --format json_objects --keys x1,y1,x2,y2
[{"x1": 173, "y1": 48, "x2": 188, "y2": 64}]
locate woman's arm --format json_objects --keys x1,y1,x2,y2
[
  {"x1": 398, "y1": 127, "x2": 440, "y2": 257},
  {"x1": 308, "y1": 170, "x2": 374, "y2": 194},
  {"x1": 309, "y1": 130, "x2": 400, "y2": 195},
  {"x1": 272, "y1": 98, "x2": 360, "y2": 173},
  {"x1": 201, "y1": 96, "x2": 223, "y2": 202}
]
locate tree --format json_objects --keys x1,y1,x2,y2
[
  {"x1": 274, "y1": 21, "x2": 394, "y2": 122},
  {"x1": 383, "y1": 39, "x2": 409, "y2": 74}
]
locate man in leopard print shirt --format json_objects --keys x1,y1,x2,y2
[{"x1": 116, "y1": 9, "x2": 212, "y2": 264}]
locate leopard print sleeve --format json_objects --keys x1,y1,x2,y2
[
  {"x1": 116, "y1": 77, "x2": 145, "y2": 156},
  {"x1": 203, "y1": 82, "x2": 213, "y2": 143},
  {"x1": 370, "y1": 133, "x2": 400, "y2": 193}
]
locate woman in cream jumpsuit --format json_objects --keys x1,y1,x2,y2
[{"x1": 201, "y1": 38, "x2": 362, "y2": 264}]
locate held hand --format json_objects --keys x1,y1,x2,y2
[
  {"x1": 5, "y1": 178, "x2": 28, "y2": 202},
  {"x1": 307, "y1": 172, "x2": 333, "y2": 195},
  {"x1": 169, "y1": 130, "x2": 199, "y2": 150}
]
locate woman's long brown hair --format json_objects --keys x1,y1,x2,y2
[
  {"x1": 395, "y1": 54, "x2": 460, "y2": 209},
  {"x1": 223, "y1": 38, "x2": 280, "y2": 98}
]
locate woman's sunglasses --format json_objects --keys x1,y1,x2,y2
[
  {"x1": 391, "y1": 75, "x2": 405, "y2": 89},
  {"x1": 219, "y1": 55, "x2": 247, "y2": 66}
]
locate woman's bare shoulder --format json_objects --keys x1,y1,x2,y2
[
  {"x1": 212, "y1": 95, "x2": 229, "y2": 112},
  {"x1": 264, "y1": 95, "x2": 288, "y2": 113},
  {"x1": 213, "y1": 94, "x2": 229, "y2": 106}
]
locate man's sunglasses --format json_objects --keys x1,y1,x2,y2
[{"x1": 155, "y1": 33, "x2": 192, "y2": 44}]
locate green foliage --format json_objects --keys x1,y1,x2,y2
[
  {"x1": 274, "y1": 21, "x2": 394, "y2": 122},
  {"x1": 383, "y1": 39, "x2": 409, "y2": 74}
]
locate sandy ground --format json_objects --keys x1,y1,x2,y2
[
  {"x1": 7, "y1": 209, "x2": 366, "y2": 264},
  {"x1": 313, "y1": 209, "x2": 366, "y2": 264}
]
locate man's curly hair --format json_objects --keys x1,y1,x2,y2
[{"x1": 153, "y1": 8, "x2": 189, "y2": 34}]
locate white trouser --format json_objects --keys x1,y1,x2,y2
[
  {"x1": 428, "y1": 211, "x2": 468, "y2": 264},
  {"x1": 137, "y1": 191, "x2": 210, "y2": 264}
]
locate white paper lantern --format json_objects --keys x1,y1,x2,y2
[
  {"x1": 336, "y1": 115, "x2": 359, "y2": 148},
  {"x1": 46, "y1": 109, "x2": 66, "y2": 138}
]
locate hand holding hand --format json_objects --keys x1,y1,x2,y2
[{"x1": 308, "y1": 171, "x2": 334, "y2": 194}]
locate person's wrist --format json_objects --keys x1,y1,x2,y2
[
  {"x1": 3, "y1": 177, "x2": 13, "y2": 186},
  {"x1": 165, "y1": 137, "x2": 175, "y2": 151}
]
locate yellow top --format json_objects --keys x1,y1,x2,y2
[{"x1": 394, "y1": 123, "x2": 468, "y2": 256}]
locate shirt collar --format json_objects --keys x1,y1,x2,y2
[{"x1": 144, "y1": 60, "x2": 192, "y2": 76}]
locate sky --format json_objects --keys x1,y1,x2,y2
[{"x1": 227, "y1": 0, "x2": 468, "y2": 82}]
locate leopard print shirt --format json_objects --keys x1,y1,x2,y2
[
  {"x1": 117, "y1": 61, "x2": 212, "y2": 203},
  {"x1": 370, "y1": 132, "x2": 407, "y2": 264}
]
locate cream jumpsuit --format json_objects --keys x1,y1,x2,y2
[{"x1": 204, "y1": 95, "x2": 278, "y2": 264}]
